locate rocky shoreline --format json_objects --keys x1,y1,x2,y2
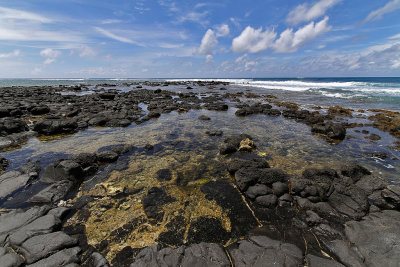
[{"x1": 1, "y1": 81, "x2": 399, "y2": 266}]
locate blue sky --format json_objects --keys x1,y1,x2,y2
[{"x1": 0, "y1": 0, "x2": 400, "y2": 78}]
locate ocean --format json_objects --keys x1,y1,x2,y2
[{"x1": 1, "y1": 77, "x2": 400, "y2": 111}]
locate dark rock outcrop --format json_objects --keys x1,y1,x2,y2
[{"x1": 311, "y1": 122, "x2": 346, "y2": 140}]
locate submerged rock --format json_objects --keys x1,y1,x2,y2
[
  {"x1": 142, "y1": 187, "x2": 176, "y2": 222},
  {"x1": 311, "y1": 122, "x2": 346, "y2": 140},
  {"x1": 238, "y1": 138, "x2": 256, "y2": 152},
  {"x1": 198, "y1": 115, "x2": 211, "y2": 121},
  {"x1": 0, "y1": 156, "x2": 9, "y2": 171}
]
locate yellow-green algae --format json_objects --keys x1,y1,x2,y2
[{"x1": 66, "y1": 150, "x2": 232, "y2": 262}]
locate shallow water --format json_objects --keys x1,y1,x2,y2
[{"x1": 1, "y1": 84, "x2": 400, "y2": 262}]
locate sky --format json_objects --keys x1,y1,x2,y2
[{"x1": 0, "y1": 0, "x2": 400, "y2": 78}]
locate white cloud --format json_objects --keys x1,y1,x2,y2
[
  {"x1": 232, "y1": 17, "x2": 331, "y2": 54},
  {"x1": 0, "y1": 50, "x2": 20, "y2": 58},
  {"x1": 177, "y1": 11, "x2": 209, "y2": 25},
  {"x1": 0, "y1": 6, "x2": 51, "y2": 23},
  {"x1": 275, "y1": 16, "x2": 331, "y2": 53},
  {"x1": 101, "y1": 19, "x2": 122, "y2": 24},
  {"x1": 286, "y1": 0, "x2": 340, "y2": 25},
  {"x1": 158, "y1": 42, "x2": 184, "y2": 49},
  {"x1": 233, "y1": 54, "x2": 259, "y2": 71},
  {"x1": 232, "y1": 26, "x2": 277, "y2": 53},
  {"x1": 94, "y1": 27, "x2": 143, "y2": 46},
  {"x1": 389, "y1": 33, "x2": 400, "y2": 40},
  {"x1": 79, "y1": 46, "x2": 96, "y2": 57},
  {"x1": 0, "y1": 6, "x2": 84, "y2": 43},
  {"x1": 364, "y1": 0, "x2": 400, "y2": 22},
  {"x1": 40, "y1": 48, "x2": 60, "y2": 58},
  {"x1": 206, "y1": 54, "x2": 214, "y2": 63},
  {"x1": 215, "y1": 24, "x2": 230, "y2": 37},
  {"x1": 40, "y1": 48, "x2": 61, "y2": 65},
  {"x1": 198, "y1": 29, "x2": 218, "y2": 55},
  {"x1": 391, "y1": 59, "x2": 400, "y2": 69},
  {"x1": 300, "y1": 40, "x2": 400, "y2": 73},
  {"x1": 230, "y1": 17, "x2": 241, "y2": 28}
]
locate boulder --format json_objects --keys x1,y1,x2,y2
[
  {"x1": 30, "y1": 105, "x2": 50, "y2": 115},
  {"x1": 9, "y1": 214, "x2": 61, "y2": 246},
  {"x1": 305, "y1": 254, "x2": 345, "y2": 267},
  {"x1": 0, "y1": 118, "x2": 28, "y2": 135},
  {"x1": 311, "y1": 122, "x2": 346, "y2": 140},
  {"x1": 0, "y1": 206, "x2": 50, "y2": 246},
  {"x1": 131, "y1": 243, "x2": 230, "y2": 267},
  {"x1": 238, "y1": 138, "x2": 256, "y2": 152},
  {"x1": 29, "y1": 180, "x2": 73, "y2": 204},
  {"x1": 91, "y1": 252, "x2": 109, "y2": 267},
  {"x1": 340, "y1": 162, "x2": 371, "y2": 183},
  {"x1": 33, "y1": 119, "x2": 78, "y2": 135},
  {"x1": 245, "y1": 184, "x2": 272, "y2": 199},
  {"x1": 344, "y1": 210, "x2": 400, "y2": 267},
  {"x1": 229, "y1": 235, "x2": 303, "y2": 267},
  {"x1": 227, "y1": 158, "x2": 269, "y2": 174},
  {"x1": 272, "y1": 181, "x2": 288, "y2": 196},
  {"x1": 0, "y1": 156, "x2": 9, "y2": 171},
  {"x1": 0, "y1": 246, "x2": 24, "y2": 267},
  {"x1": 235, "y1": 167, "x2": 288, "y2": 191},
  {"x1": 40, "y1": 160, "x2": 83, "y2": 184},
  {"x1": 328, "y1": 183, "x2": 369, "y2": 219},
  {"x1": 19, "y1": 231, "x2": 78, "y2": 264},
  {"x1": 324, "y1": 240, "x2": 365, "y2": 267},
  {"x1": 26, "y1": 247, "x2": 81, "y2": 267},
  {"x1": 96, "y1": 150, "x2": 119, "y2": 163},
  {"x1": 0, "y1": 169, "x2": 38, "y2": 199},
  {"x1": 381, "y1": 185, "x2": 400, "y2": 209},
  {"x1": 255, "y1": 194, "x2": 277, "y2": 208}
]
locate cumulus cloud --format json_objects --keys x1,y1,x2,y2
[
  {"x1": 0, "y1": 50, "x2": 20, "y2": 58},
  {"x1": 198, "y1": 29, "x2": 218, "y2": 55},
  {"x1": 40, "y1": 48, "x2": 61, "y2": 64},
  {"x1": 206, "y1": 54, "x2": 214, "y2": 63},
  {"x1": 286, "y1": 0, "x2": 340, "y2": 25},
  {"x1": 364, "y1": 0, "x2": 400, "y2": 22},
  {"x1": 232, "y1": 17, "x2": 331, "y2": 54},
  {"x1": 215, "y1": 24, "x2": 230, "y2": 37},
  {"x1": 232, "y1": 26, "x2": 277, "y2": 53},
  {"x1": 275, "y1": 16, "x2": 331, "y2": 53}
]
